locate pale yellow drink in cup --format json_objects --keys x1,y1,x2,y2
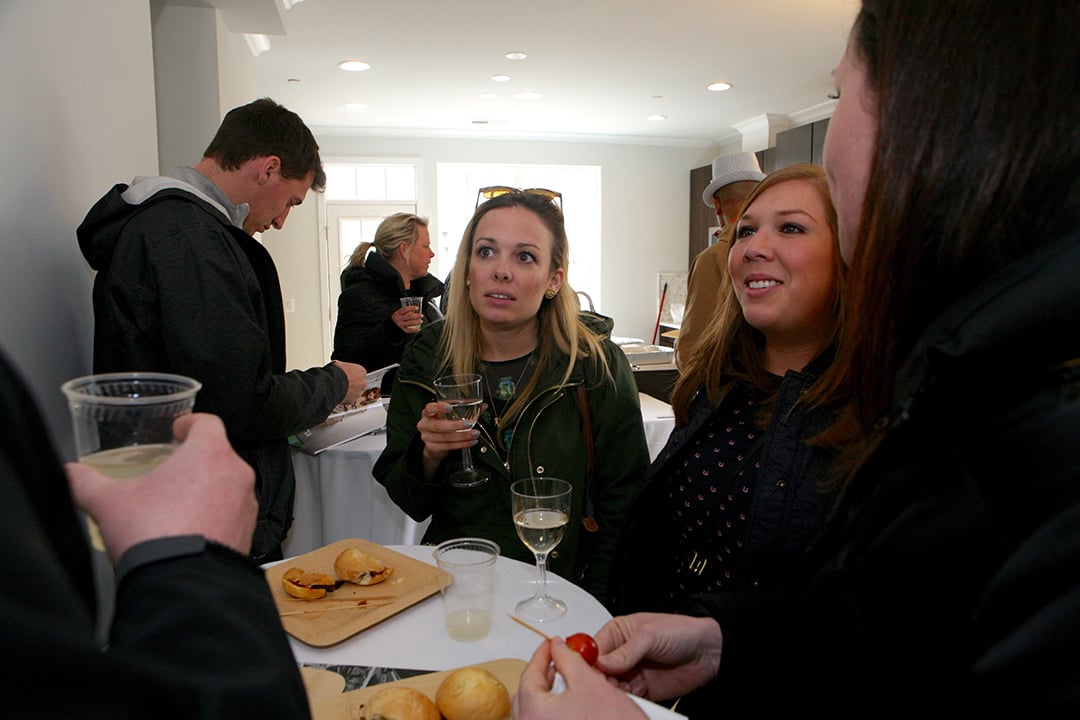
[
  {"x1": 61, "y1": 372, "x2": 201, "y2": 551},
  {"x1": 400, "y1": 296, "x2": 424, "y2": 330},
  {"x1": 433, "y1": 538, "x2": 499, "y2": 641}
]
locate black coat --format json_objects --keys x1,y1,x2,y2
[
  {"x1": 682, "y1": 230, "x2": 1080, "y2": 716},
  {"x1": 0, "y1": 350, "x2": 310, "y2": 718},
  {"x1": 331, "y1": 252, "x2": 444, "y2": 391},
  {"x1": 609, "y1": 352, "x2": 837, "y2": 615},
  {"x1": 77, "y1": 181, "x2": 347, "y2": 562}
]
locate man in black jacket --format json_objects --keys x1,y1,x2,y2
[{"x1": 77, "y1": 98, "x2": 367, "y2": 562}]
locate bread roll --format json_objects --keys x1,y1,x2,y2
[
  {"x1": 334, "y1": 547, "x2": 394, "y2": 586},
  {"x1": 435, "y1": 666, "x2": 512, "y2": 720},
  {"x1": 281, "y1": 567, "x2": 337, "y2": 599},
  {"x1": 361, "y1": 686, "x2": 439, "y2": 720}
]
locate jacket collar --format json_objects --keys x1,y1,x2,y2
[{"x1": 893, "y1": 228, "x2": 1080, "y2": 423}]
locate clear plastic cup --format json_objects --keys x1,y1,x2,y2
[{"x1": 433, "y1": 537, "x2": 500, "y2": 641}]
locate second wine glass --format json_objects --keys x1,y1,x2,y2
[
  {"x1": 511, "y1": 476, "x2": 572, "y2": 622},
  {"x1": 434, "y1": 373, "x2": 488, "y2": 488}
]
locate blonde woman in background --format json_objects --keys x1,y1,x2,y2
[{"x1": 332, "y1": 212, "x2": 444, "y2": 393}]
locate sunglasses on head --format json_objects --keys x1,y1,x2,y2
[{"x1": 475, "y1": 185, "x2": 563, "y2": 210}]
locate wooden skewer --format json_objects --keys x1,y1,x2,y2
[
  {"x1": 279, "y1": 599, "x2": 395, "y2": 616},
  {"x1": 280, "y1": 595, "x2": 397, "y2": 607},
  {"x1": 508, "y1": 613, "x2": 552, "y2": 640}
]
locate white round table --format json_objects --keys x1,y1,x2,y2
[{"x1": 284, "y1": 545, "x2": 613, "y2": 671}]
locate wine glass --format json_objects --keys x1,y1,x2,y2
[
  {"x1": 511, "y1": 476, "x2": 572, "y2": 622},
  {"x1": 434, "y1": 373, "x2": 488, "y2": 488}
]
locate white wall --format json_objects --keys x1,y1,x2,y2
[
  {"x1": 0, "y1": 0, "x2": 159, "y2": 458},
  {"x1": 266, "y1": 135, "x2": 727, "y2": 370},
  {"x1": 150, "y1": 3, "x2": 258, "y2": 174}
]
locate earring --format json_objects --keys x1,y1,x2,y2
[
  {"x1": 544, "y1": 288, "x2": 556, "y2": 299},
  {"x1": 465, "y1": 278, "x2": 471, "y2": 287}
]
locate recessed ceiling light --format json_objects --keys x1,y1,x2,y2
[
  {"x1": 491, "y1": 74, "x2": 511, "y2": 82},
  {"x1": 515, "y1": 92, "x2": 541, "y2": 100},
  {"x1": 343, "y1": 102, "x2": 368, "y2": 111},
  {"x1": 338, "y1": 60, "x2": 371, "y2": 72},
  {"x1": 707, "y1": 81, "x2": 733, "y2": 92},
  {"x1": 479, "y1": 92, "x2": 498, "y2": 100},
  {"x1": 505, "y1": 51, "x2": 527, "y2": 60},
  {"x1": 646, "y1": 114, "x2": 667, "y2": 122}
]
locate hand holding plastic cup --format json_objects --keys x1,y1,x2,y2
[
  {"x1": 400, "y1": 296, "x2": 424, "y2": 330},
  {"x1": 433, "y1": 537, "x2": 500, "y2": 641},
  {"x1": 61, "y1": 372, "x2": 201, "y2": 550}
]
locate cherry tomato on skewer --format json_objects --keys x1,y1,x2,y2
[{"x1": 565, "y1": 632, "x2": 599, "y2": 667}]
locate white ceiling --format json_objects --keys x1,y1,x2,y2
[{"x1": 176, "y1": 0, "x2": 860, "y2": 145}]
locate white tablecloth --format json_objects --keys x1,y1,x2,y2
[
  {"x1": 283, "y1": 545, "x2": 614, "y2": 671},
  {"x1": 637, "y1": 391, "x2": 675, "y2": 459},
  {"x1": 283, "y1": 392, "x2": 675, "y2": 558}
]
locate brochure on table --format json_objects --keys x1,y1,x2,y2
[{"x1": 291, "y1": 364, "x2": 397, "y2": 455}]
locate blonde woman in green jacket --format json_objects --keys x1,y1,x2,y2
[{"x1": 372, "y1": 189, "x2": 649, "y2": 603}]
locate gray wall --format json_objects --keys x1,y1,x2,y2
[{"x1": 0, "y1": 0, "x2": 159, "y2": 459}]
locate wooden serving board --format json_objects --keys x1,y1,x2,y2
[
  {"x1": 265, "y1": 539, "x2": 451, "y2": 647},
  {"x1": 306, "y1": 658, "x2": 526, "y2": 720},
  {"x1": 301, "y1": 667, "x2": 347, "y2": 700}
]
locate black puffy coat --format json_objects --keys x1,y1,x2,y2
[
  {"x1": 609, "y1": 351, "x2": 838, "y2": 615},
  {"x1": 331, "y1": 251, "x2": 444, "y2": 391},
  {"x1": 77, "y1": 179, "x2": 346, "y2": 562}
]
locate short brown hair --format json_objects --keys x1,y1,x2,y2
[{"x1": 202, "y1": 97, "x2": 326, "y2": 192}]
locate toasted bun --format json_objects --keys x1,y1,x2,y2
[
  {"x1": 361, "y1": 686, "x2": 440, "y2": 720},
  {"x1": 281, "y1": 567, "x2": 336, "y2": 599},
  {"x1": 435, "y1": 666, "x2": 512, "y2": 720},
  {"x1": 334, "y1": 547, "x2": 394, "y2": 586}
]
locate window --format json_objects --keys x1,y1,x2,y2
[{"x1": 434, "y1": 163, "x2": 602, "y2": 305}]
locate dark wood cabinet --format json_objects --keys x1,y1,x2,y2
[
  {"x1": 759, "y1": 146, "x2": 777, "y2": 174},
  {"x1": 773, "y1": 118, "x2": 830, "y2": 170},
  {"x1": 688, "y1": 164, "x2": 716, "y2": 266},
  {"x1": 775, "y1": 122, "x2": 814, "y2": 168},
  {"x1": 633, "y1": 364, "x2": 679, "y2": 404}
]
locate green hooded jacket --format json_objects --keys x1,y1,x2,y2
[{"x1": 372, "y1": 315, "x2": 649, "y2": 603}]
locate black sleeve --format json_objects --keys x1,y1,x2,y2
[
  {"x1": 0, "y1": 349, "x2": 311, "y2": 719},
  {"x1": 331, "y1": 283, "x2": 406, "y2": 368}
]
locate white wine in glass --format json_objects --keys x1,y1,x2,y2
[
  {"x1": 61, "y1": 372, "x2": 200, "y2": 552},
  {"x1": 512, "y1": 477, "x2": 572, "y2": 622},
  {"x1": 434, "y1": 373, "x2": 488, "y2": 488}
]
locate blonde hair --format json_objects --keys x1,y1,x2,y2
[
  {"x1": 345, "y1": 212, "x2": 429, "y2": 269},
  {"x1": 440, "y1": 191, "x2": 611, "y2": 426}
]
